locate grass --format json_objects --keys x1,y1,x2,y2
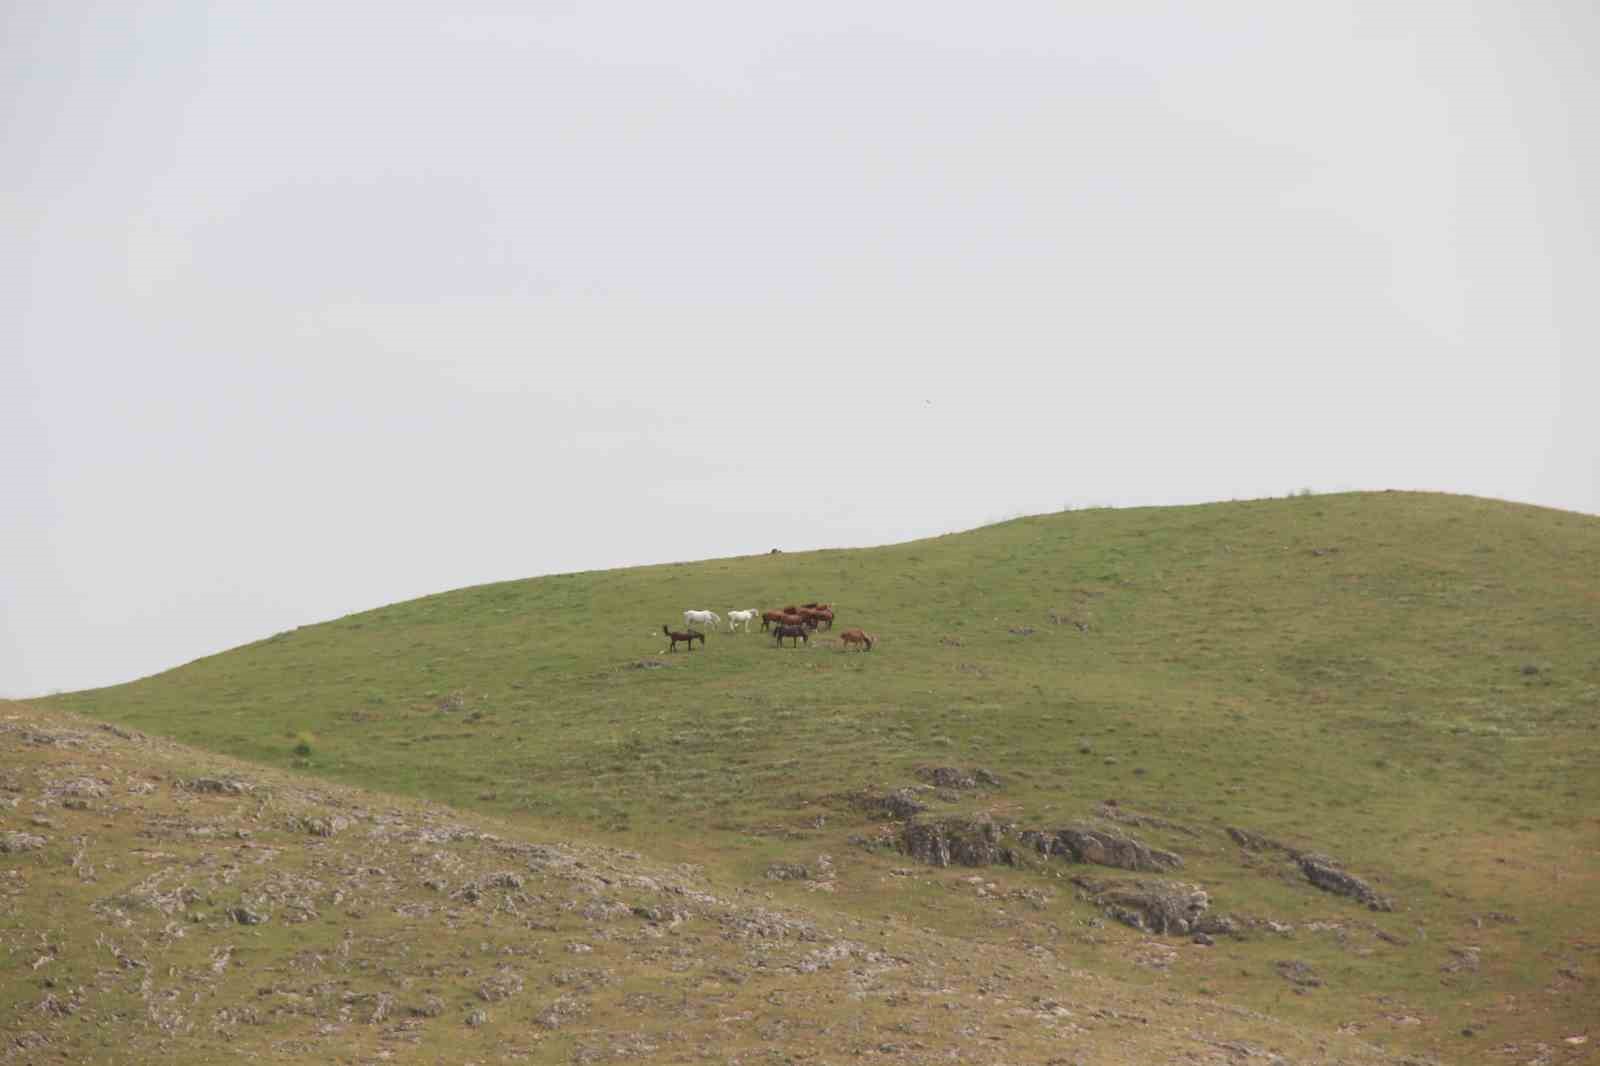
[{"x1": 16, "y1": 490, "x2": 1600, "y2": 1062}]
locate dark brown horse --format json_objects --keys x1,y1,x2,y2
[
  {"x1": 760, "y1": 609, "x2": 789, "y2": 632},
  {"x1": 807, "y1": 607, "x2": 834, "y2": 630},
  {"x1": 662, "y1": 624, "x2": 705, "y2": 652},
  {"x1": 840, "y1": 628, "x2": 875, "y2": 651},
  {"x1": 772, "y1": 624, "x2": 809, "y2": 647}
]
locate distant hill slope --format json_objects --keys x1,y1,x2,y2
[{"x1": 24, "y1": 492, "x2": 1600, "y2": 1061}]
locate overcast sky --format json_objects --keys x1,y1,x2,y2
[{"x1": 4, "y1": 1, "x2": 1596, "y2": 698}]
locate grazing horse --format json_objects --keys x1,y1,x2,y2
[
  {"x1": 772, "y1": 623, "x2": 809, "y2": 647},
  {"x1": 683, "y1": 609, "x2": 721, "y2": 631},
  {"x1": 840, "y1": 628, "x2": 875, "y2": 651},
  {"x1": 782, "y1": 612, "x2": 816, "y2": 630},
  {"x1": 727, "y1": 609, "x2": 758, "y2": 632},
  {"x1": 662, "y1": 624, "x2": 705, "y2": 652},
  {"x1": 806, "y1": 608, "x2": 834, "y2": 630},
  {"x1": 760, "y1": 609, "x2": 789, "y2": 632}
]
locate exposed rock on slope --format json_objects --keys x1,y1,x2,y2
[{"x1": 0, "y1": 707, "x2": 1406, "y2": 1065}]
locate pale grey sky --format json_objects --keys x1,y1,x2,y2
[{"x1": 4, "y1": 1, "x2": 1596, "y2": 697}]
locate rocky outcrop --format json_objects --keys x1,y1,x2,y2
[
  {"x1": 1298, "y1": 854, "x2": 1393, "y2": 911},
  {"x1": 1071, "y1": 877, "x2": 1218, "y2": 935},
  {"x1": 1022, "y1": 825, "x2": 1183, "y2": 872},
  {"x1": 1227, "y1": 826, "x2": 1291, "y2": 853},
  {"x1": 898, "y1": 815, "x2": 1016, "y2": 868},
  {"x1": 1228, "y1": 828, "x2": 1395, "y2": 911}
]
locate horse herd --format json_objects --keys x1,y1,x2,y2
[{"x1": 663, "y1": 604, "x2": 875, "y2": 654}]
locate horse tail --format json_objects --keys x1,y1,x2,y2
[{"x1": 663, "y1": 625, "x2": 671, "y2": 637}]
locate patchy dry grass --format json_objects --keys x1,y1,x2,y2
[{"x1": 15, "y1": 491, "x2": 1600, "y2": 1063}]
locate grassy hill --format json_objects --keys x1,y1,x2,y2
[{"x1": 11, "y1": 491, "x2": 1600, "y2": 1063}]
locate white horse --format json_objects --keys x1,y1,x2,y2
[
  {"x1": 683, "y1": 609, "x2": 721, "y2": 631},
  {"x1": 727, "y1": 609, "x2": 758, "y2": 632}
]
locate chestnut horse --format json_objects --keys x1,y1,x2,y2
[
  {"x1": 662, "y1": 624, "x2": 705, "y2": 652},
  {"x1": 840, "y1": 628, "x2": 875, "y2": 651},
  {"x1": 772, "y1": 624, "x2": 809, "y2": 647}
]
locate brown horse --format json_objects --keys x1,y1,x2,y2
[
  {"x1": 808, "y1": 608, "x2": 834, "y2": 630},
  {"x1": 760, "y1": 609, "x2": 790, "y2": 632},
  {"x1": 840, "y1": 628, "x2": 875, "y2": 651},
  {"x1": 772, "y1": 624, "x2": 809, "y2": 647},
  {"x1": 662, "y1": 624, "x2": 705, "y2": 652}
]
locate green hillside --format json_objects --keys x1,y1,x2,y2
[{"x1": 19, "y1": 491, "x2": 1600, "y2": 1062}]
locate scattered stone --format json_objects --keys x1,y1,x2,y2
[
  {"x1": 483, "y1": 871, "x2": 523, "y2": 890},
  {"x1": 413, "y1": 995, "x2": 445, "y2": 1018},
  {"x1": 465, "y1": 1009, "x2": 488, "y2": 1027},
  {"x1": 477, "y1": 968, "x2": 524, "y2": 1002},
  {"x1": 851, "y1": 788, "x2": 928, "y2": 821},
  {"x1": 534, "y1": 994, "x2": 589, "y2": 1030},
  {"x1": 370, "y1": 992, "x2": 394, "y2": 1024},
  {"x1": 630, "y1": 904, "x2": 685, "y2": 926},
  {"x1": 1193, "y1": 932, "x2": 1215, "y2": 946},
  {"x1": 1021, "y1": 826, "x2": 1182, "y2": 872},
  {"x1": 1298, "y1": 854, "x2": 1392, "y2": 911},
  {"x1": 0, "y1": 831, "x2": 47, "y2": 853},
  {"x1": 921, "y1": 765, "x2": 979, "y2": 787},
  {"x1": 627, "y1": 659, "x2": 667, "y2": 670},
  {"x1": 55, "y1": 778, "x2": 109, "y2": 799},
  {"x1": 300, "y1": 815, "x2": 351, "y2": 837},
  {"x1": 939, "y1": 637, "x2": 963, "y2": 647},
  {"x1": 1276, "y1": 959, "x2": 1322, "y2": 987},
  {"x1": 183, "y1": 777, "x2": 255, "y2": 795},
  {"x1": 1009, "y1": 626, "x2": 1036, "y2": 636},
  {"x1": 1443, "y1": 946, "x2": 1481, "y2": 974},
  {"x1": 231, "y1": 907, "x2": 268, "y2": 925},
  {"x1": 765, "y1": 862, "x2": 810, "y2": 881}
]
